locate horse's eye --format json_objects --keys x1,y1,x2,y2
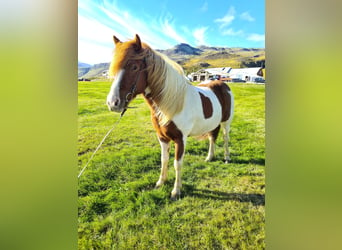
[{"x1": 132, "y1": 64, "x2": 138, "y2": 71}]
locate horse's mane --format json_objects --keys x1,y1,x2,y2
[
  {"x1": 145, "y1": 47, "x2": 190, "y2": 125},
  {"x1": 110, "y1": 41, "x2": 190, "y2": 125}
]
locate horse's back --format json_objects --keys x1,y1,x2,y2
[{"x1": 197, "y1": 80, "x2": 231, "y2": 94}]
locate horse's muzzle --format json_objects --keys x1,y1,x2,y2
[{"x1": 107, "y1": 97, "x2": 124, "y2": 113}]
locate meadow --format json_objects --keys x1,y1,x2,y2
[{"x1": 78, "y1": 81, "x2": 265, "y2": 249}]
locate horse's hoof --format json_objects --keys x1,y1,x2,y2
[
  {"x1": 170, "y1": 191, "x2": 181, "y2": 201},
  {"x1": 170, "y1": 195, "x2": 179, "y2": 201},
  {"x1": 224, "y1": 156, "x2": 231, "y2": 164},
  {"x1": 155, "y1": 180, "x2": 165, "y2": 189}
]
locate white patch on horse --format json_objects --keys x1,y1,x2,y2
[{"x1": 107, "y1": 69, "x2": 124, "y2": 110}]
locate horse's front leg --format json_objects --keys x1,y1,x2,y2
[
  {"x1": 155, "y1": 138, "x2": 170, "y2": 188},
  {"x1": 171, "y1": 138, "x2": 186, "y2": 200}
]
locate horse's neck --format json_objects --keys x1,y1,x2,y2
[
  {"x1": 143, "y1": 93, "x2": 163, "y2": 123},
  {"x1": 143, "y1": 82, "x2": 188, "y2": 126},
  {"x1": 143, "y1": 91, "x2": 166, "y2": 115}
]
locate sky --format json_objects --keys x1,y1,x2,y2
[{"x1": 78, "y1": 0, "x2": 265, "y2": 64}]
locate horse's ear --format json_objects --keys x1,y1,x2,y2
[
  {"x1": 113, "y1": 35, "x2": 121, "y2": 45},
  {"x1": 134, "y1": 34, "x2": 142, "y2": 51}
]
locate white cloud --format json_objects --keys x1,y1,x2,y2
[
  {"x1": 222, "y1": 28, "x2": 244, "y2": 36},
  {"x1": 78, "y1": 1, "x2": 176, "y2": 64},
  {"x1": 161, "y1": 18, "x2": 189, "y2": 44},
  {"x1": 240, "y1": 12, "x2": 255, "y2": 22},
  {"x1": 247, "y1": 33, "x2": 265, "y2": 42},
  {"x1": 78, "y1": 15, "x2": 115, "y2": 64},
  {"x1": 78, "y1": 40, "x2": 113, "y2": 64},
  {"x1": 78, "y1": 15, "x2": 113, "y2": 45},
  {"x1": 99, "y1": 7, "x2": 141, "y2": 40},
  {"x1": 214, "y1": 6, "x2": 236, "y2": 29},
  {"x1": 193, "y1": 27, "x2": 208, "y2": 45}
]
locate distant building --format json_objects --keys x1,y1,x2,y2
[
  {"x1": 190, "y1": 67, "x2": 231, "y2": 82},
  {"x1": 190, "y1": 67, "x2": 264, "y2": 83},
  {"x1": 102, "y1": 70, "x2": 109, "y2": 79},
  {"x1": 228, "y1": 67, "x2": 264, "y2": 82}
]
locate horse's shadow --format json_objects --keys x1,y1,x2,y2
[
  {"x1": 228, "y1": 156, "x2": 265, "y2": 166},
  {"x1": 182, "y1": 184, "x2": 265, "y2": 206}
]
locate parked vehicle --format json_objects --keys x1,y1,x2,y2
[
  {"x1": 78, "y1": 78, "x2": 91, "y2": 81},
  {"x1": 209, "y1": 75, "x2": 220, "y2": 80},
  {"x1": 254, "y1": 77, "x2": 265, "y2": 83},
  {"x1": 231, "y1": 78, "x2": 246, "y2": 83}
]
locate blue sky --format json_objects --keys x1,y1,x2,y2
[{"x1": 79, "y1": 0, "x2": 265, "y2": 64}]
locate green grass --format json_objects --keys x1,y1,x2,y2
[{"x1": 78, "y1": 81, "x2": 265, "y2": 249}]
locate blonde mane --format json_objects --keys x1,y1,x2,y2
[{"x1": 145, "y1": 47, "x2": 190, "y2": 125}]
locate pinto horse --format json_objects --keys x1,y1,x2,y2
[{"x1": 106, "y1": 34, "x2": 234, "y2": 199}]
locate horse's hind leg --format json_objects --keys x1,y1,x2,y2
[
  {"x1": 205, "y1": 125, "x2": 220, "y2": 162},
  {"x1": 221, "y1": 121, "x2": 232, "y2": 163},
  {"x1": 155, "y1": 138, "x2": 170, "y2": 188}
]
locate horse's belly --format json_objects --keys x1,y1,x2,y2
[
  {"x1": 173, "y1": 102, "x2": 222, "y2": 136},
  {"x1": 188, "y1": 113, "x2": 222, "y2": 136}
]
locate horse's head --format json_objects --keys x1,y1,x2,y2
[{"x1": 106, "y1": 34, "x2": 148, "y2": 113}]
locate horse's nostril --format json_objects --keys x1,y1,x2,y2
[{"x1": 114, "y1": 99, "x2": 120, "y2": 106}]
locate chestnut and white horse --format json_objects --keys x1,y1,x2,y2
[{"x1": 107, "y1": 34, "x2": 234, "y2": 199}]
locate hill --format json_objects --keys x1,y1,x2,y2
[{"x1": 78, "y1": 44, "x2": 265, "y2": 79}]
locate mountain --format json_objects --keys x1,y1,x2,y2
[
  {"x1": 157, "y1": 43, "x2": 204, "y2": 65},
  {"x1": 78, "y1": 61, "x2": 92, "y2": 78},
  {"x1": 78, "y1": 44, "x2": 265, "y2": 79},
  {"x1": 78, "y1": 61, "x2": 92, "y2": 68},
  {"x1": 180, "y1": 46, "x2": 265, "y2": 73},
  {"x1": 78, "y1": 62, "x2": 110, "y2": 79},
  {"x1": 197, "y1": 45, "x2": 226, "y2": 51},
  {"x1": 162, "y1": 43, "x2": 203, "y2": 56}
]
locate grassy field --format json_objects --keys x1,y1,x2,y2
[{"x1": 78, "y1": 81, "x2": 265, "y2": 249}]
